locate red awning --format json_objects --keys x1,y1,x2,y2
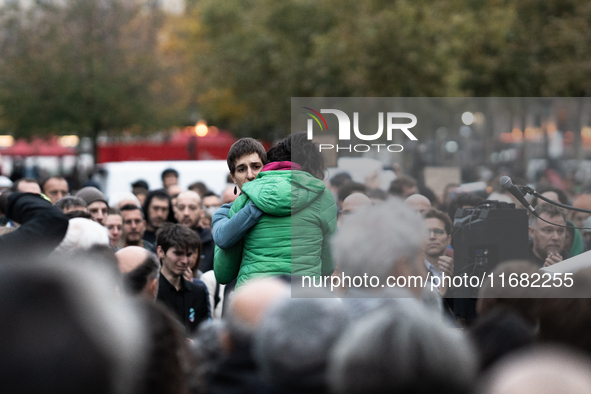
[
  {"x1": 0, "y1": 139, "x2": 35, "y2": 156},
  {"x1": 0, "y1": 136, "x2": 76, "y2": 157}
]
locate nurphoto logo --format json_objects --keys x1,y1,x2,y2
[{"x1": 303, "y1": 107, "x2": 417, "y2": 153}]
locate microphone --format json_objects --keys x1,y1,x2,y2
[{"x1": 499, "y1": 176, "x2": 537, "y2": 216}]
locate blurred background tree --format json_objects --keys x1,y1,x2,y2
[
  {"x1": 2, "y1": 0, "x2": 591, "y2": 143},
  {"x1": 0, "y1": 0, "x2": 187, "y2": 142},
  {"x1": 181, "y1": 0, "x2": 468, "y2": 140}
]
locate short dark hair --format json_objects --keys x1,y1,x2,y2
[
  {"x1": 107, "y1": 208, "x2": 122, "y2": 216},
  {"x1": 123, "y1": 252, "x2": 160, "y2": 295},
  {"x1": 447, "y1": 192, "x2": 485, "y2": 220},
  {"x1": 161, "y1": 168, "x2": 179, "y2": 181},
  {"x1": 134, "y1": 188, "x2": 148, "y2": 197},
  {"x1": 267, "y1": 132, "x2": 326, "y2": 180},
  {"x1": 202, "y1": 191, "x2": 218, "y2": 199},
  {"x1": 530, "y1": 203, "x2": 567, "y2": 227},
  {"x1": 337, "y1": 181, "x2": 366, "y2": 203},
  {"x1": 55, "y1": 196, "x2": 87, "y2": 211},
  {"x1": 12, "y1": 177, "x2": 39, "y2": 192},
  {"x1": 156, "y1": 223, "x2": 200, "y2": 255},
  {"x1": 388, "y1": 175, "x2": 416, "y2": 196},
  {"x1": 142, "y1": 189, "x2": 172, "y2": 222},
  {"x1": 41, "y1": 176, "x2": 66, "y2": 191},
  {"x1": 121, "y1": 204, "x2": 144, "y2": 219},
  {"x1": 330, "y1": 173, "x2": 352, "y2": 188},
  {"x1": 188, "y1": 181, "x2": 208, "y2": 196},
  {"x1": 227, "y1": 138, "x2": 267, "y2": 175},
  {"x1": 65, "y1": 210, "x2": 93, "y2": 220},
  {"x1": 531, "y1": 185, "x2": 568, "y2": 207},
  {"x1": 366, "y1": 188, "x2": 387, "y2": 201},
  {"x1": 132, "y1": 179, "x2": 149, "y2": 190},
  {"x1": 423, "y1": 208, "x2": 453, "y2": 235}
]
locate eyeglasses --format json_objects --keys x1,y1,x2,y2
[{"x1": 427, "y1": 228, "x2": 446, "y2": 236}]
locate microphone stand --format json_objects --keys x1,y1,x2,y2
[
  {"x1": 522, "y1": 186, "x2": 591, "y2": 215},
  {"x1": 515, "y1": 185, "x2": 591, "y2": 231}
]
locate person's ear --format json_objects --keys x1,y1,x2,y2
[
  {"x1": 146, "y1": 277, "x2": 159, "y2": 300},
  {"x1": 157, "y1": 245, "x2": 164, "y2": 260}
]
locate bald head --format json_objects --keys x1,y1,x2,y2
[
  {"x1": 116, "y1": 246, "x2": 160, "y2": 300},
  {"x1": 116, "y1": 246, "x2": 150, "y2": 274},
  {"x1": 222, "y1": 185, "x2": 238, "y2": 204},
  {"x1": 177, "y1": 190, "x2": 201, "y2": 203},
  {"x1": 404, "y1": 194, "x2": 432, "y2": 214},
  {"x1": 229, "y1": 278, "x2": 290, "y2": 329},
  {"x1": 482, "y1": 348, "x2": 591, "y2": 394},
  {"x1": 341, "y1": 193, "x2": 371, "y2": 216}
]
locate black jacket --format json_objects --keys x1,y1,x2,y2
[
  {"x1": 0, "y1": 192, "x2": 69, "y2": 263},
  {"x1": 208, "y1": 344, "x2": 262, "y2": 394},
  {"x1": 156, "y1": 274, "x2": 210, "y2": 334},
  {"x1": 528, "y1": 239, "x2": 570, "y2": 268},
  {"x1": 195, "y1": 226, "x2": 215, "y2": 273}
]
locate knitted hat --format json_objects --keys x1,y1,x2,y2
[{"x1": 75, "y1": 186, "x2": 108, "y2": 207}]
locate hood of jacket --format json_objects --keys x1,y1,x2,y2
[{"x1": 241, "y1": 170, "x2": 326, "y2": 216}]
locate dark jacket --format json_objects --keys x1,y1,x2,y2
[
  {"x1": 0, "y1": 192, "x2": 69, "y2": 263},
  {"x1": 195, "y1": 225, "x2": 215, "y2": 272},
  {"x1": 528, "y1": 240, "x2": 570, "y2": 268},
  {"x1": 208, "y1": 344, "x2": 262, "y2": 394},
  {"x1": 156, "y1": 274, "x2": 210, "y2": 334}
]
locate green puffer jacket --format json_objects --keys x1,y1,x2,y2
[{"x1": 214, "y1": 170, "x2": 337, "y2": 287}]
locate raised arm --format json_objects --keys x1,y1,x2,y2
[{"x1": 0, "y1": 192, "x2": 69, "y2": 263}]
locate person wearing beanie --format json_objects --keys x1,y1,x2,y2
[{"x1": 75, "y1": 187, "x2": 109, "y2": 226}]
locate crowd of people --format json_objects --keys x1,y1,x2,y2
[{"x1": 1, "y1": 133, "x2": 591, "y2": 394}]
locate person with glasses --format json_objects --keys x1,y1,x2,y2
[{"x1": 423, "y1": 208, "x2": 454, "y2": 296}]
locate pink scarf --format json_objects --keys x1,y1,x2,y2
[{"x1": 261, "y1": 161, "x2": 302, "y2": 172}]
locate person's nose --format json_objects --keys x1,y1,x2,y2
[{"x1": 247, "y1": 167, "x2": 256, "y2": 180}]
